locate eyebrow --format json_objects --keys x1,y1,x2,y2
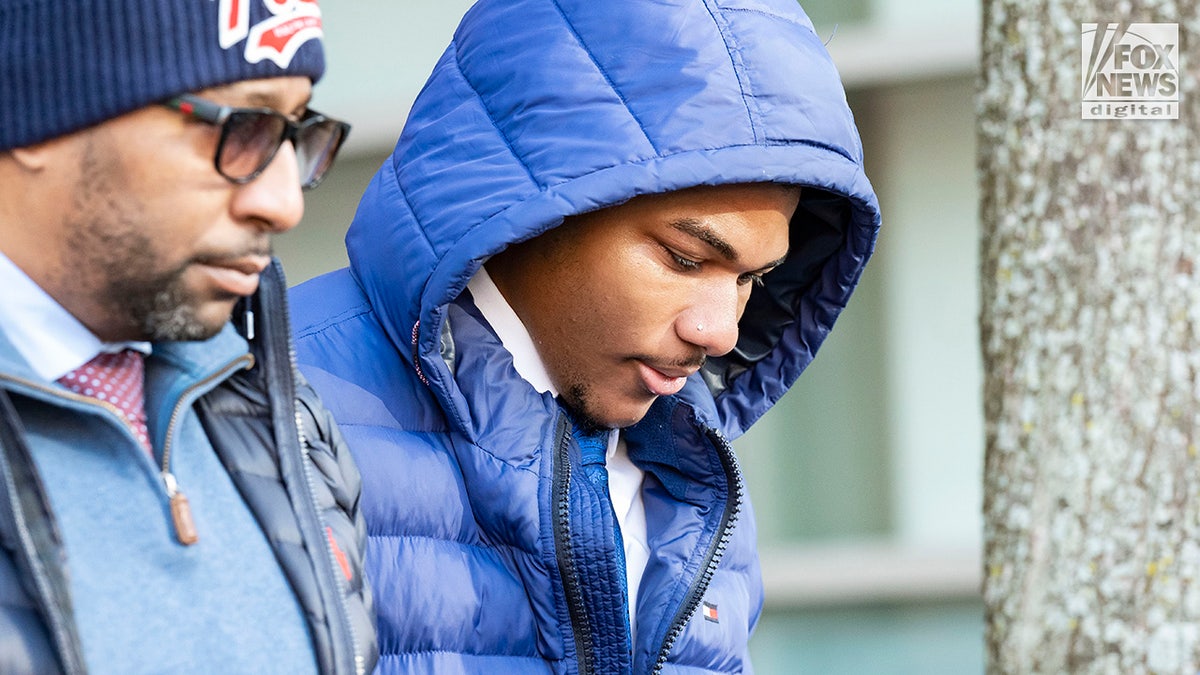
[
  {"x1": 671, "y1": 218, "x2": 736, "y2": 260},
  {"x1": 208, "y1": 83, "x2": 312, "y2": 116},
  {"x1": 669, "y1": 218, "x2": 789, "y2": 270},
  {"x1": 245, "y1": 92, "x2": 312, "y2": 117}
]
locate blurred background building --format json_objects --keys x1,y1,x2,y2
[{"x1": 277, "y1": 1, "x2": 984, "y2": 671}]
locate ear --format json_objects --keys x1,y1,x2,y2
[{"x1": 7, "y1": 141, "x2": 56, "y2": 172}]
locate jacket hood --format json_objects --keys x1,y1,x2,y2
[{"x1": 346, "y1": 0, "x2": 880, "y2": 440}]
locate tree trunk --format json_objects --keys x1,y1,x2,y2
[{"x1": 980, "y1": 2, "x2": 1200, "y2": 673}]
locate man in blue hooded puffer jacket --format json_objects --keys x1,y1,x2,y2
[{"x1": 291, "y1": 0, "x2": 881, "y2": 672}]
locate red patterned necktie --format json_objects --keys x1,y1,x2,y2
[{"x1": 58, "y1": 349, "x2": 152, "y2": 455}]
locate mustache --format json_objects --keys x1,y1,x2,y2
[
  {"x1": 191, "y1": 241, "x2": 273, "y2": 266},
  {"x1": 636, "y1": 353, "x2": 707, "y2": 370}
]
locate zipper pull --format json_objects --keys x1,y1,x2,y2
[
  {"x1": 244, "y1": 299, "x2": 256, "y2": 341},
  {"x1": 163, "y1": 472, "x2": 199, "y2": 546}
]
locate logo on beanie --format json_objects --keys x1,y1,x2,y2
[{"x1": 217, "y1": 0, "x2": 322, "y2": 68}]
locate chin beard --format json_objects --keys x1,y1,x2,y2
[
  {"x1": 120, "y1": 273, "x2": 225, "y2": 342},
  {"x1": 140, "y1": 290, "x2": 221, "y2": 341},
  {"x1": 561, "y1": 384, "x2": 613, "y2": 434}
]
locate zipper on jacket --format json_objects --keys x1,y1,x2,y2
[
  {"x1": 294, "y1": 403, "x2": 366, "y2": 675},
  {"x1": 259, "y1": 258, "x2": 365, "y2": 675},
  {"x1": 411, "y1": 320, "x2": 430, "y2": 387},
  {"x1": 551, "y1": 415, "x2": 596, "y2": 675},
  {"x1": 650, "y1": 427, "x2": 744, "y2": 675},
  {"x1": 0, "y1": 363, "x2": 257, "y2": 549},
  {"x1": 158, "y1": 353, "x2": 255, "y2": 546}
]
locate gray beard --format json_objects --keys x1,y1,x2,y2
[
  {"x1": 127, "y1": 277, "x2": 218, "y2": 342},
  {"x1": 65, "y1": 136, "x2": 227, "y2": 342}
]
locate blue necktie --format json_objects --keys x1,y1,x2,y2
[
  {"x1": 573, "y1": 425, "x2": 610, "y2": 489},
  {"x1": 565, "y1": 417, "x2": 634, "y2": 670},
  {"x1": 571, "y1": 424, "x2": 629, "y2": 605}
]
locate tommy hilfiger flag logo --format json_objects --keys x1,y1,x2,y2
[{"x1": 702, "y1": 601, "x2": 719, "y2": 623}]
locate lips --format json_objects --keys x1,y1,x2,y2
[
  {"x1": 195, "y1": 254, "x2": 271, "y2": 297},
  {"x1": 636, "y1": 360, "x2": 697, "y2": 397}
]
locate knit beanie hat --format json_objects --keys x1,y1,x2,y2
[{"x1": 0, "y1": 0, "x2": 327, "y2": 151}]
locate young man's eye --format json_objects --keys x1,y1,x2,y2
[
  {"x1": 668, "y1": 249, "x2": 701, "y2": 271},
  {"x1": 739, "y1": 272, "x2": 766, "y2": 287}
]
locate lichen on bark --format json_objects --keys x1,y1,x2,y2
[{"x1": 981, "y1": 1, "x2": 1200, "y2": 672}]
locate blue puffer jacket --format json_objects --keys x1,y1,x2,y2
[{"x1": 291, "y1": 0, "x2": 879, "y2": 672}]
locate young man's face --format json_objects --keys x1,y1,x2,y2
[
  {"x1": 5, "y1": 76, "x2": 313, "y2": 342},
  {"x1": 488, "y1": 183, "x2": 798, "y2": 430}
]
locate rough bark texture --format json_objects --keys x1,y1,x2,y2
[{"x1": 981, "y1": 1, "x2": 1200, "y2": 673}]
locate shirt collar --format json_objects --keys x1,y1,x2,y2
[
  {"x1": 0, "y1": 251, "x2": 150, "y2": 382},
  {"x1": 466, "y1": 265, "x2": 619, "y2": 455},
  {"x1": 467, "y1": 265, "x2": 558, "y2": 396}
]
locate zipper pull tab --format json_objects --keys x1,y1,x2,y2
[
  {"x1": 244, "y1": 300, "x2": 256, "y2": 341},
  {"x1": 163, "y1": 472, "x2": 199, "y2": 546}
]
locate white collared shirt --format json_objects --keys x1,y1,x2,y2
[
  {"x1": 0, "y1": 252, "x2": 150, "y2": 382},
  {"x1": 467, "y1": 267, "x2": 650, "y2": 640}
]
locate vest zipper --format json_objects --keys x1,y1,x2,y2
[
  {"x1": 650, "y1": 427, "x2": 744, "y2": 675},
  {"x1": 552, "y1": 414, "x2": 596, "y2": 675},
  {"x1": 295, "y1": 403, "x2": 366, "y2": 675},
  {"x1": 258, "y1": 256, "x2": 364, "y2": 674}
]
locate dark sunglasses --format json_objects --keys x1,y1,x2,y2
[{"x1": 164, "y1": 94, "x2": 351, "y2": 190}]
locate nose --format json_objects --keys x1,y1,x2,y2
[
  {"x1": 231, "y1": 140, "x2": 305, "y2": 233},
  {"x1": 677, "y1": 281, "x2": 746, "y2": 356}
]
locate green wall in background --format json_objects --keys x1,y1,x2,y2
[
  {"x1": 750, "y1": 601, "x2": 984, "y2": 674},
  {"x1": 736, "y1": 255, "x2": 892, "y2": 542},
  {"x1": 799, "y1": 0, "x2": 873, "y2": 32}
]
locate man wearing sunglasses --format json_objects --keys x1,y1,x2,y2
[{"x1": 0, "y1": 1, "x2": 374, "y2": 673}]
